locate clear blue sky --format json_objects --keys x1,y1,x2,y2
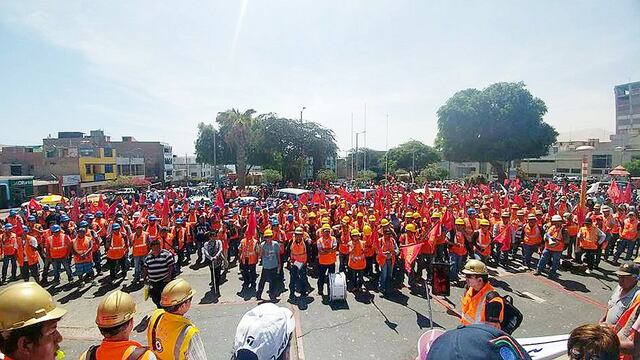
[{"x1": 1, "y1": 1, "x2": 639, "y2": 156}]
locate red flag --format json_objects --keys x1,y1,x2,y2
[
  {"x1": 298, "y1": 192, "x2": 310, "y2": 205},
  {"x1": 161, "y1": 196, "x2": 170, "y2": 220},
  {"x1": 338, "y1": 187, "x2": 355, "y2": 203},
  {"x1": 423, "y1": 184, "x2": 432, "y2": 198},
  {"x1": 28, "y1": 198, "x2": 42, "y2": 211},
  {"x1": 622, "y1": 183, "x2": 633, "y2": 204},
  {"x1": 312, "y1": 192, "x2": 323, "y2": 205},
  {"x1": 70, "y1": 199, "x2": 80, "y2": 222},
  {"x1": 492, "y1": 193, "x2": 501, "y2": 211},
  {"x1": 427, "y1": 220, "x2": 442, "y2": 243},
  {"x1": 479, "y1": 183, "x2": 490, "y2": 195},
  {"x1": 548, "y1": 198, "x2": 556, "y2": 217},
  {"x1": 608, "y1": 181, "x2": 621, "y2": 204},
  {"x1": 514, "y1": 194, "x2": 525, "y2": 208},
  {"x1": 494, "y1": 225, "x2": 512, "y2": 251},
  {"x1": 139, "y1": 193, "x2": 146, "y2": 205},
  {"x1": 442, "y1": 209, "x2": 454, "y2": 232},
  {"x1": 530, "y1": 190, "x2": 539, "y2": 204},
  {"x1": 246, "y1": 210, "x2": 257, "y2": 239},
  {"x1": 14, "y1": 216, "x2": 24, "y2": 236},
  {"x1": 576, "y1": 205, "x2": 585, "y2": 226},
  {"x1": 408, "y1": 191, "x2": 419, "y2": 208},
  {"x1": 97, "y1": 195, "x2": 107, "y2": 213},
  {"x1": 400, "y1": 243, "x2": 423, "y2": 273},
  {"x1": 215, "y1": 189, "x2": 225, "y2": 208},
  {"x1": 502, "y1": 196, "x2": 509, "y2": 210},
  {"x1": 105, "y1": 198, "x2": 119, "y2": 219},
  {"x1": 433, "y1": 191, "x2": 443, "y2": 204}
]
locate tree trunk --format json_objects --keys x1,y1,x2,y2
[
  {"x1": 490, "y1": 161, "x2": 506, "y2": 184},
  {"x1": 236, "y1": 146, "x2": 247, "y2": 188}
]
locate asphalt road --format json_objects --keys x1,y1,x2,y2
[{"x1": 0, "y1": 251, "x2": 620, "y2": 360}]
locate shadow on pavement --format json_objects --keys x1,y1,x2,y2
[
  {"x1": 199, "y1": 288, "x2": 220, "y2": 304},
  {"x1": 59, "y1": 284, "x2": 94, "y2": 304}
]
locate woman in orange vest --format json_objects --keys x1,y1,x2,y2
[
  {"x1": 521, "y1": 214, "x2": 542, "y2": 270},
  {"x1": 317, "y1": 224, "x2": 337, "y2": 296},
  {"x1": 1, "y1": 223, "x2": 18, "y2": 284},
  {"x1": 336, "y1": 217, "x2": 351, "y2": 274},
  {"x1": 16, "y1": 225, "x2": 40, "y2": 283},
  {"x1": 362, "y1": 225, "x2": 377, "y2": 278},
  {"x1": 534, "y1": 215, "x2": 566, "y2": 279},
  {"x1": 577, "y1": 217, "x2": 605, "y2": 274},
  {"x1": 460, "y1": 259, "x2": 495, "y2": 325},
  {"x1": 377, "y1": 227, "x2": 397, "y2": 294},
  {"x1": 238, "y1": 232, "x2": 259, "y2": 289},
  {"x1": 348, "y1": 229, "x2": 367, "y2": 292},
  {"x1": 289, "y1": 227, "x2": 309, "y2": 302},
  {"x1": 73, "y1": 224, "x2": 94, "y2": 286},
  {"x1": 106, "y1": 223, "x2": 128, "y2": 282},
  {"x1": 47, "y1": 224, "x2": 74, "y2": 284},
  {"x1": 131, "y1": 222, "x2": 149, "y2": 283},
  {"x1": 615, "y1": 212, "x2": 639, "y2": 264}
]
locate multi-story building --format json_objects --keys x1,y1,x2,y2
[
  {"x1": 0, "y1": 146, "x2": 45, "y2": 177},
  {"x1": 615, "y1": 81, "x2": 640, "y2": 135},
  {"x1": 172, "y1": 155, "x2": 215, "y2": 182},
  {"x1": 110, "y1": 136, "x2": 173, "y2": 184},
  {"x1": 42, "y1": 130, "x2": 117, "y2": 194}
]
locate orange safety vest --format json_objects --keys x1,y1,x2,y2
[
  {"x1": 578, "y1": 226, "x2": 598, "y2": 250},
  {"x1": 173, "y1": 228, "x2": 186, "y2": 251},
  {"x1": 544, "y1": 226, "x2": 564, "y2": 252},
  {"x1": 290, "y1": 240, "x2": 307, "y2": 264},
  {"x1": 460, "y1": 281, "x2": 495, "y2": 325},
  {"x1": 566, "y1": 223, "x2": 579, "y2": 237},
  {"x1": 1, "y1": 232, "x2": 17, "y2": 256},
  {"x1": 376, "y1": 236, "x2": 396, "y2": 267},
  {"x1": 476, "y1": 230, "x2": 492, "y2": 257},
  {"x1": 338, "y1": 228, "x2": 350, "y2": 255},
  {"x1": 48, "y1": 234, "x2": 69, "y2": 259},
  {"x1": 73, "y1": 235, "x2": 93, "y2": 264},
  {"x1": 132, "y1": 231, "x2": 149, "y2": 257},
  {"x1": 16, "y1": 236, "x2": 39, "y2": 266},
  {"x1": 107, "y1": 233, "x2": 127, "y2": 259},
  {"x1": 621, "y1": 218, "x2": 639, "y2": 241},
  {"x1": 363, "y1": 234, "x2": 376, "y2": 257},
  {"x1": 450, "y1": 231, "x2": 467, "y2": 256},
  {"x1": 318, "y1": 236, "x2": 337, "y2": 265},
  {"x1": 603, "y1": 214, "x2": 619, "y2": 234},
  {"x1": 147, "y1": 225, "x2": 159, "y2": 239},
  {"x1": 159, "y1": 234, "x2": 175, "y2": 254},
  {"x1": 523, "y1": 224, "x2": 542, "y2": 246},
  {"x1": 348, "y1": 240, "x2": 366, "y2": 270},
  {"x1": 79, "y1": 339, "x2": 154, "y2": 360},
  {"x1": 239, "y1": 237, "x2": 258, "y2": 265}
]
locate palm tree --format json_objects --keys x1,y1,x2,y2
[{"x1": 216, "y1": 108, "x2": 255, "y2": 187}]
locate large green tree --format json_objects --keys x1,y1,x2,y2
[
  {"x1": 386, "y1": 140, "x2": 440, "y2": 174},
  {"x1": 215, "y1": 109, "x2": 256, "y2": 187},
  {"x1": 436, "y1": 82, "x2": 557, "y2": 182}
]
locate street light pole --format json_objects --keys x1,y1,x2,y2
[
  {"x1": 213, "y1": 129, "x2": 217, "y2": 185},
  {"x1": 577, "y1": 145, "x2": 595, "y2": 213},
  {"x1": 300, "y1": 106, "x2": 306, "y2": 124}
]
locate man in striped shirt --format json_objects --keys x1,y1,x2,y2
[{"x1": 143, "y1": 239, "x2": 174, "y2": 308}]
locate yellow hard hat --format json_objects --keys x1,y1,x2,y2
[
  {"x1": 455, "y1": 218, "x2": 465, "y2": 225},
  {"x1": 308, "y1": 212, "x2": 317, "y2": 218},
  {"x1": 501, "y1": 212, "x2": 510, "y2": 218},
  {"x1": 350, "y1": 228, "x2": 361, "y2": 236},
  {"x1": 431, "y1": 212, "x2": 442, "y2": 219},
  {"x1": 322, "y1": 223, "x2": 331, "y2": 231},
  {"x1": 380, "y1": 219, "x2": 390, "y2": 227},
  {"x1": 319, "y1": 209, "x2": 328, "y2": 215},
  {"x1": 368, "y1": 215, "x2": 376, "y2": 222},
  {"x1": 341, "y1": 216, "x2": 350, "y2": 224},
  {"x1": 294, "y1": 227, "x2": 304, "y2": 234},
  {"x1": 263, "y1": 229, "x2": 274, "y2": 237},
  {"x1": 405, "y1": 212, "x2": 413, "y2": 218},
  {"x1": 462, "y1": 259, "x2": 488, "y2": 276},
  {"x1": 0, "y1": 282, "x2": 66, "y2": 332},
  {"x1": 302, "y1": 205, "x2": 308, "y2": 210},
  {"x1": 412, "y1": 212, "x2": 421, "y2": 219},
  {"x1": 363, "y1": 225, "x2": 372, "y2": 236},
  {"x1": 321, "y1": 217, "x2": 330, "y2": 224},
  {"x1": 160, "y1": 278, "x2": 196, "y2": 307},
  {"x1": 356, "y1": 212, "x2": 364, "y2": 218},
  {"x1": 516, "y1": 210, "x2": 525, "y2": 216},
  {"x1": 405, "y1": 224, "x2": 417, "y2": 233},
  {"x1": 479, "y1": 219, "x2": 490, "y2": 226},
  {"x1": 96, "y1": 290, "x2": 136, "y2": 328}
]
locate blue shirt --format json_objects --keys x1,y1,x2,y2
[{"x1": 260, "y1": 241, "x2": 280, "y2": 270}]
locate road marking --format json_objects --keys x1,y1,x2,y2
[
  {"x1": 527, "y1": 273, "x2": 607, "y2": 310},
  {"x1": 291, "y1": 305, "x2": 306, "y2": 360},
  {"x1": 520, "y1": 291, "x2": 546, "y2": 304}
]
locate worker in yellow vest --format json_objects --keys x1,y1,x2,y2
[
  {"x1": 80, "y1": 290, "x2": 156, "y2": 359},
  {"x1": 147, "y1": 278, "x2": 207, "y2": 360}
]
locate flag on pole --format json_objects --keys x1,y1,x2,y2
[
  {"x1": 400, "y1": 243, "x2": 423, "y2": 273},
  {"x1": 246, "y1": 210, "x2": 257, "y2": 239}
]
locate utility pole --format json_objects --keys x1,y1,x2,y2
[
  {"x1": 350, "y1": 113, "x2": 354, "y2": 180},
  {"x1": 300, "y1": 106, "x2": 306, "y2": 124},
  {"x1": 363, "y1": 103, "x2": 367, "y2": 172},
  {"x1": 213, "y1": 129, "x2": 217, "y2": 185},
  {"x1": 185, "y1": 152, "x2": 189, "y2": 184},
  {"x1": 385, "y1": 114, "x2": 389, "y2": 181}
]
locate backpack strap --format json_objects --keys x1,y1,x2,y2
[
  {"x1": 151, "y1": 312, "x2": 165, "y2": 352},
  {"x1": 128, "y1": 346, "x2": 151, "y2": 360},
  {"x1": 87, "y1": 345, "x2": 99, "y2": 360}
]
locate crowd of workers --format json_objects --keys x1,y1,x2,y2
[{"x1": 0, "y1": 178, "x2": 638, "y2": 359}]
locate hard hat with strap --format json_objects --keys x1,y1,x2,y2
[
  {"x1": 160, "y1": 278, "x2": 196, "y2": 307},
  {"x1": 461, "y1": 259, "x2": 488, "y2": 275}
]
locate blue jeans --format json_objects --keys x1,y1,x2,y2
[
  {"x1": 615, "y1": 240, "x2": 635, "y2": 261},
  {"x1": 2, "y1": 255, "x2": 17, "y2": 280},
  {"x1": 523, "y1": 244, "x2": 539, "y2": 269},
  {"x1": 133, "y1": 255, "x2": 144, "y2": 280},
  {"x1": 289, "y1": 264, "x2": 308, "y2": 296},
  {"x1": 52, "y1": 258, "x2": 73, "y2": 282},
  {"x1": 449, "y1": 253, "x2": 466, "y2": 280},
  {"x1": 537, "y1": 249, "x2": 561, "y2": 278},
  {"x1": 379, "y1": 259, "x2": 393, "y2": 293}
]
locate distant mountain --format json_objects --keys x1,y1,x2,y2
[{"x1": 557, "y1": 128, "x2": 613, "y2": 142}]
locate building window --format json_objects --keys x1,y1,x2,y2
[
  {"x1": 591, "y1": 169, "x2": 603, "y2": 174},
  {"x1": 570, "y1": 168, "x2": 580, "y2": 174},
  {"x1": 592, "y1": 154, "x2": 612, "y2": 169},
  {"x1": 105, "y1": 164, "x2": 114, "y2": 173},
  {"x1": 46, "y1": 148, "x2": 58, "y2": 158},
  {"x1": 10, "y1": 165, "x2": 22, "y2": 176},
  {"x1": 556, "y1": 168, "x2": 570, "y2": 173},
  {"x1": 103, "y1": 148, "x2": 113, "y2": 157},
  {"x1": 79, "y1": 148, "x2": 94, "y2": 157},
  {"x1": 85, "y1": 164, "x2": 93, "y2": 174}
]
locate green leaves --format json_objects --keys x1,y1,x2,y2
[{"x1": 437, "y1": 82, "x2": 557, "y2": 163}]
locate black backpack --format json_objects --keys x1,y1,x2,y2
[{"x1": 485, "y1": 292, "x2": 523, "y2": 334}]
